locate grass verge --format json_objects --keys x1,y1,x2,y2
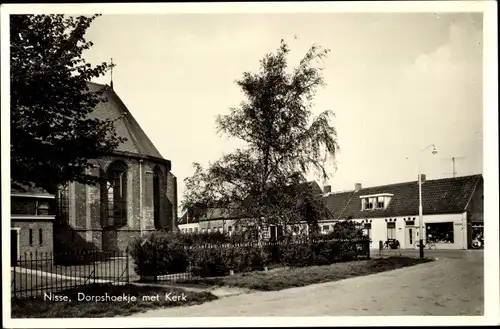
[
  {"x1": 177, "y1": 256, "x2": 434, "y2": 291},
  {"x1": 11, "y1": 283, "x2": 217, "y2": 318}
]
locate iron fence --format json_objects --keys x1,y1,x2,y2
[
  {"x1": 11, "y1": 238, "x2": 371, "y2": 297},
  {"x1": 11, "y1": 250, "x2": 130, "y2": 299},
  {"x1": 143, "y1": 238, "x2": 371, "y2": 284}
]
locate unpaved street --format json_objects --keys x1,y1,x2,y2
[{"x1": 131, "y1": 250, "x2": 484, "y2": 317}]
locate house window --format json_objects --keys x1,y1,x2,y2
[
  {"x1": 56, "y1": 184, "x2": 70, "y2": 225},
  {"x1": 426, "y1": 222, "x2": 454, "y2": 243},
  {"x1": 262, "y1": 227, "x2": 270, "y2": 239},
  {"x1": 362, "y1": 195, "x2": 392, "y2": 210},
  {"x1": 194, "y1": 227, "x2": 199, "y2": 233},
  {"x1": 387, "y1": 222, "x2": 396, "y2": 239},
  {"x1": 376, "y1": 196, "x2": 385, "y2": 209},
  {"x1": 363, "y1": 223, "x2": 372, "y2": 240},
  {"x1": 293, "y1": 225, "x2": 300, "y2": 234},
  {"x1": 39, "y1": 228, "x2": 43, "y2": 245},
  {"x1": 363, "y1": 198, "x2": 373, "y2": 210},
  {"x1": 228, "y1": 226, "x2": 232, "y2": 232},
  {"x1": 322, "y1": 225, "x2": 330, "y2": 233},
  {"x1": 269, "y1": 225, "x2": 283, "y2": 240},
  {"x1": 188, "y1": 228, "x2": 193, "y2": 233},
  {"x1": 29, "y1": 229, "x2": 33, "y2": 246},
  {"x1": 36, "y1": 200, "x2": 50, "y2": 215},
  {"x1": 406, "y1": 220, "x2": 415, "y2": 226},
  {"x1": 104, "y1": 161, "x2": 128, "y2": 227}
]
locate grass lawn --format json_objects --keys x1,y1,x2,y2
[
  {"x1": 11, "y1": 271, "x2": 84, "y2": 297},
  {"x1": 11, "y1": 283, "x2": 218, "y2": 318},
  {"x1": 177, "y1": 256, "x2": 434, "y2": 291}
]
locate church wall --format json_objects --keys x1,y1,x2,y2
[{"x1": 54, "y1": 154, "x2": 177, "y2": 253}]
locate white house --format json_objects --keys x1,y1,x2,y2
[{"x1": 322, "y1": 174, "x2": 483, "y2": 250}]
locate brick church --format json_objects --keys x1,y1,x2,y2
[{"x1": 10, "y1": 82, "x2": 178, "y2": 259}]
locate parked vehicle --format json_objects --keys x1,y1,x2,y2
[
  {"x1": 471, "y1": 236, "x2": 483, "y2": 249},
  {"x1": 471, "y1": 232, "x2": 484, "y2": 249},
  {"x1": 383, "y1": 239, "x2": 400, "y2": 249}
]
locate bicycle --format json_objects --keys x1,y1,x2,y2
[{"x1": 414, "y1": 240, "x2": 436, "y2": 250}]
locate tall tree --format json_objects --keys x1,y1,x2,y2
[
  {"x1": 10, "y1": 14, "x2": 124, "y2": 194},
  {"x1": 182, "y1": 40, "x2": 338, "y2": 233}
]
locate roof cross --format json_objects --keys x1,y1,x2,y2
[{"x1": 110, "y1": 57, "x2": 114, "y2": 89}]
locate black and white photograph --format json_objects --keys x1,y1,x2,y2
[{"x1": 1, "y1": 1, "x2": 498, "y2": 327}]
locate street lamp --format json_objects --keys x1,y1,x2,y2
[{"x1": 418, "y1": 144, "x2": 438, "y2": 258}]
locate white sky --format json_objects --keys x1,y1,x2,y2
[{"x1": 83, "y1": 12, "x2": 483, "y2": 202}]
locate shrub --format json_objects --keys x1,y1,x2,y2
[
  {"x1": 188, "y1": 242, "x2": 270, "y2": 277},
  {"x1": 323, "y1": 220, "x2": 366, "y2": 240},
  {"x1": 178, "y1": 231, "x2": 230, "y2": 245},
  {"x1": 189, "y1": 247, "x2": 229, "y2": 277},
  {"x1": 129, "y1": 231, "x2": 189, "y2": 276},
  {"x1": 281, "y1": 241, "x2": 314, "y2": 267},
  {"x1": 277, "y1": 237, "x2": 368, "y2": 267},
  {"x1": 227, "y1": 244, "x2": 269, "y2": 272}
]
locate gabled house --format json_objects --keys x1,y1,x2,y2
[
  {"x1": 10, "y1": 82, "x2": 179, "y2": 260},
  {"x1": 322, "y1": 174, "x2": 483, "y2": 249}
]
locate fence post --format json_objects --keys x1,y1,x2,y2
[
  {"x1": 153, "y1": 248, "x2": 157, "y2": 283},
  {"x1": 93, "y1": 250, "x2": 97, "y2": 284},
  {"x1": 126, "y1": 247, "x2": 130, "y2": 284},
  {"x1": 12, "y1": 258, "x2": 16, "y2": 299}
]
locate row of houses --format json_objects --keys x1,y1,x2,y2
[
  {"x1": 178, "y1": 174, "x2": 484, "y2": 250},
  {"x1": 10, "y1": 81, "x2": 484, "y2": 265}
]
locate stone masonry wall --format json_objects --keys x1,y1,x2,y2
[
  {"x1": 11, "y1": 219, "x2": 54, "y2": 256},
  {"x1": 56, "y1": 154, "x2": 177, "y2": 253}
]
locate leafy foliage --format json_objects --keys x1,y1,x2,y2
[
  {"x1": 320, "y1": 220, "x2": 367, "y2": 240},
  {"x1": 132, "y1": 230, "x2": 369, "y2": 279},
  {"x1": 10, "y1": 14, "x2": 124, "y2": 193},
  {"x1": 182, "y1": 40, "x2": 338, "y2": 231},
  {"x1": 176, "y1": 231, "x2": 230, "y2": 245},
  {"x1": 129, "y1": 231, "x2": 189, "y2": 276}
]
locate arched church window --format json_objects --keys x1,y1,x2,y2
[{"x1": 105, "y1": 161, "x2": 127, "y2": 227}]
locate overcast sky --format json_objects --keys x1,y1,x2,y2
[{"x1": 83, "y1": 12, "x2": 483, "y2": 204}]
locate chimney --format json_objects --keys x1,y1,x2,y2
[
  {"x1": 419, "y1": 174, "x2": 427, "y2": 183},
  {"x1": 354, "y1": 183, "x2": 362, "y2": 192},
  {"x1": 323, "y1": 185, "x2": 331, "y2": 194}
]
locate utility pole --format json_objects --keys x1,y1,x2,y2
[{"x1": 442, "y1": 156, "x2": 466, "y2": 178}]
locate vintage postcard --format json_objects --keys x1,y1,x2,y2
[{"x1": 1, "y1": 1, "x2": 498, "y2": 328}]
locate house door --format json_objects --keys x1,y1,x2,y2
[
  {"x1": 269, "y1": 225, "x2": 284, "y2": 241},
  {"x1": 11, "y1": 230, "x2": 18, "y2": 266},
  {"x1": 405, "y1": 227, "x2": 415, "y2": 248},
  {"x1": 270, "y1": 226, "x2": 276, "y2": 241}
]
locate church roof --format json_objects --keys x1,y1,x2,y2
[{"x1": 86, "y1": 82, "x2": 165, "y2": 160}]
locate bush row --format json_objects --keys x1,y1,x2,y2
[{"x1": 129, "y1": 231, "x2": 369, "y2": 278}]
